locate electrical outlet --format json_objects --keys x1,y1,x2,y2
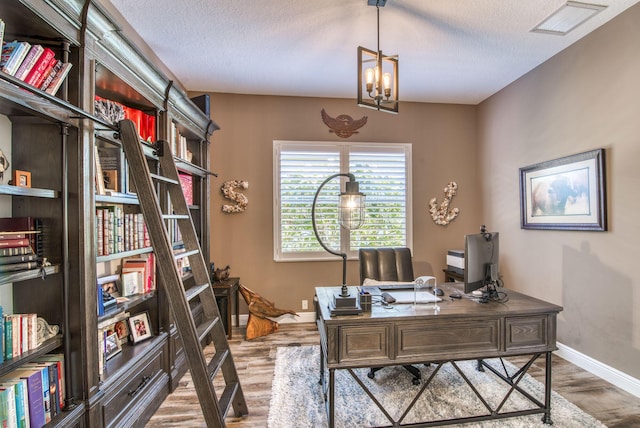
[{"x1": 301, "y1": 299, "x2": 308, "y2": 310}]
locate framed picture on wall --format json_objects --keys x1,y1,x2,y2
[{"x1": 519, "y1": 148, "x2": 606, "y2": 231}]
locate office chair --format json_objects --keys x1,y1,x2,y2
[{"x1": 359, "y1": 247, "x2": 422, "y2": 385}]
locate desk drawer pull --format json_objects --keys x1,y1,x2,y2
[{"x1": 128, "y1": 375, "x2": 151, "y2": 397}]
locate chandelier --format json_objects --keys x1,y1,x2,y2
[{"x1": 357, "y1": 0, "x2": 399, "y2": 113}]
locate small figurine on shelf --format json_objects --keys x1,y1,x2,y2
[
  {"x1": 213, "y1": 265, "x2": 231, "y2": 282},
  {"x1": 37, "y1": 317, "x2": 59, "y2": 345}
]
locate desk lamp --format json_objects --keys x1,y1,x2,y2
[{"x1": 312, "y1": 173, "x2": 365, "y2": 315}]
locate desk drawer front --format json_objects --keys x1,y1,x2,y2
[
  {"x1": 505, "y1": 315, "x2": 551, "y2": 351},
  {"x1": 397, "y1": 319, "x2": 500, "y2": 359},
  {"x1": 339, "y1": 324, "x2": 391, "y2": 363}
]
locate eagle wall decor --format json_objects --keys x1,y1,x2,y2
[{"x1": 321, "y1": 109, "x2": 367, "y2": 138}]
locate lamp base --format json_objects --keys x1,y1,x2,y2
[{"x1": 330, "y1": 286, "x2": 362, "y2": 316}]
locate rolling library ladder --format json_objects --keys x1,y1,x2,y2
[{"x1": 118, "y1": 119, "x2": 248, "y2": 427}]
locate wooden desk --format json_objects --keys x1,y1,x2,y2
[
  {"x1": 315, "y1": 284, "x2": 563, "y2": 427},
  {"x1": 212, "y1": 277, "x2": 240, "y2": 339}
]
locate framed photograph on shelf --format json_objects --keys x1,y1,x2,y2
[
  {"x1": 114, "y1": 319, "x2": 129, "y2": 345},
  {"x1": 98, "y1": 274, "x2": 120, "y2": 298},
  {"x1": 13, "y1": 170, "x2": 31, "y2": 188},
  {"x1": 104, "y1": 332, "x2": 121, "y2": 360},
  {"x1": 128, "y1": 312, "x2": 152, "y2": 344},
  {"x1": 519, "y1": 148, "x2": 606, "y2": 231}
]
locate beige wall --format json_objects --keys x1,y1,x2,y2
[
  {"x1": 206, "y1": 94, "x2": 480, "y2": 312},
  {"x1": 478, "y1": 4, "x2": 640, "y2": 379}
]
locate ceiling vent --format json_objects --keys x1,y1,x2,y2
[{"x1": 531, "y1": 1, "x2": 606, "y2": 35}]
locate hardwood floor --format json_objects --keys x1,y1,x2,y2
[{"x1": 146, "y1": 323, "x2": 640, "y2": 427}]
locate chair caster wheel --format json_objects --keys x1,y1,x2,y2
[
  {"x1": 412, "y1": 378, "x2": 420, "y2": 385},
  {"x1": 367, "y1": 372, "x2": 375, "y2": 379}
]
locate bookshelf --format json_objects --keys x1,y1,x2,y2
[{"x1": 0, "y1": 1, "x2": 215, "y2": 426}]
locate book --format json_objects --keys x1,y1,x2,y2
[
  {"x1": 0, "y1": 239, "x2": 30, "y2": 249},
  {"x1": 0, "y1": 385, "x2": 16, "y2": 428},
  {"x1": 7, "y1": 368, "x2": 45, "y2": 428},
  {"x1": 0, "y1": 307, "x2": 3, "y2": 364},
  {"x1": 38, "y1": 59, "x2": 61, "y2": 91},
  {"x1": 0, "y1": 247, "x2": 33, "y2": 257},
  {"x1": 0, "y1": 218, "x2": 43, "y2": 258},
  {"x1": 0, "y1": 262, "x2": 38, "y2": 273},
  {"x1": 3, "y1": 316, "x2": 11, "y2": 360},
  {"x1": 0, "y1": 379, "x2": 28, "y2": 428},
  {"x1": 0, "y1": 41, "x2": 18, "y2": 69},
  {"x1": 31, "y1": 56, "x2": 57, "y2": 90},
  {"x1": 23, "y1": 47, "x2": 55, "y2": 87},
  {"x1": 35, "y1": 354, "x2": 64, "y2": 411},
  {"x1": 44, "y1": 62, "x2": 72, "y2": 95},
  {"x1": 14, "y1": 44, "x2": 44, "y2": 81},
  {"x1": 0, "y1": 254, "x2": 38, "y2": 265},
  {"x1": 0, "y1": 20, "x2": 5, "y2": 56},
  {"x1": 1, "y1": 41, "x2": 30, "y2": 76},
  {"x1": 21, "y1": 365, "x2": 49, "y2": 423}
]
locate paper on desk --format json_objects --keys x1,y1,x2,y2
[{"x1": 389, "y1": 290, "x2": 441, "y2": 303}]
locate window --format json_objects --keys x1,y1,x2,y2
[{"x1": 274, "y1": 141, "x2": 412, "y2": 261}]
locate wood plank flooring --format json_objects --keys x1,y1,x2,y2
[{"x1": 146, "y1": 323, "x2": 640, "y2": 427}]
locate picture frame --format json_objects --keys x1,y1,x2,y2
[
  {"x1": 519, "y1": 148, "x2": 606, "y2": 231},
  {"x1": 13, "y1": 170, "x2": 31, "y2": 188},
  {"x1": 98, "y1": 274, "x2": 121, "y2": 298},
  {"x1": 104, "y1": 332, "x2": 122, "y2": 360},
  {"x1": 113, "y1": 319, "x2": 130, "y2": 345},
  {"x1": 128, "y1": 312, "x2": 152, "y2": 344}
]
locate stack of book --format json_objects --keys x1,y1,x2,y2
[
  {"x1": 0, "y1": 27, "x2": 72, "y2": 95},
  {"x1": 0, "y1": 352, "x2": 66, "y2": 427},
  {"x1": 0, "y1": 218, "x2": 42, "y2": 274},
  {"x1": 95, "y1": 206, "x2": 149, "y2": 256},
  {"x1": 2, "y1": 312, "x2": 38, "y2": 361}
]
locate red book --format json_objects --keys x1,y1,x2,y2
[
  {"x1": 32, "y1": 56, "x2": 58, "y2": 89},
  {"x1": 0, "y1": 238, "x2": 30, "y2": 248},
  {"x1": 38, "y1": 59, "x2": 61, "y2": 91},
  {"x1": 23, "y1": 47, "x2": 55, "y2": 86}
]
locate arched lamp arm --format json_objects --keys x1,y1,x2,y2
[{"x1": 311, "y1": 173, "x2": 356, "y2": 289}]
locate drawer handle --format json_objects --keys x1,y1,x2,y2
[{"x1": 128, "y1": 375, "x2": 151, "y2": 397}]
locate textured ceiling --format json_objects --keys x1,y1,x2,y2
[{"x1": 106, "y1": 0, "x2": 640, "y2": 105}]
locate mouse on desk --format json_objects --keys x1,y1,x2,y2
[
  {"x1": 433, "y1": 288, "x2": 445, "y2": 297},
  {"x1": 381, "y1": 292, "x2": 396, "y2": 304}
]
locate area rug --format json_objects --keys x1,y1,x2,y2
[{"x1": 267, "y1": 345, "x2": 606, "y2": 428}]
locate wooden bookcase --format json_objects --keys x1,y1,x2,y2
[{"x1": 0, "y1": 1, "x2": 215, "y2": 426}]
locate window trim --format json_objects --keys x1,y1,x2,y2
[{"x1": 273, "y1": 140, "x2": 412, "y2": 262}]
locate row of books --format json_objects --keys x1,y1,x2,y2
[
  {"x1": 170, "y1": 122, "x2": 193, "y2": 162},
  {"x1": 0, "y1": 23, "x2": 72, "y2": 95},
  {"x1": 0, "y1": 218, "x2": 44, "y2": 276},
  {"x1": 1, "y1": 312, "x2": 38, "y2": 362},
  {"x1": 0, "y1": 354, "x2": 65, "y2": 428},
  {"x1": 96, "y1": 206, "x2": 150, "y2": 256},
  {"x1": 94, "y1": 96, "x2": 156, "y2": 142}
]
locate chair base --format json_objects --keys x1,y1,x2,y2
[{"x1": 368, "y1": 365, "x2": 421, "y2": 385}]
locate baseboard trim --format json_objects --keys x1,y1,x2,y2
[{"x1": 556, "y1": 342, "x2": 640, "y2": 399}]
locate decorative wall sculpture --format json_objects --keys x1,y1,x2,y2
[
  {"x1": 429, "y1": 181, "x2": 460, "y2": 226},
  {"x1": 321, "y1": 109, "x2": 368, "y2": 138},
  {"x1": 221, "y1": 180, "x2": 249, "y2": 213}
]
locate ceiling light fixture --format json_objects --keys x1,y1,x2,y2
[
  {"x1": 531, "y1": 1, "x2": 607, "y2": 36},
  {"x1": 357, "y1": 0, "x2": 399, "y2": 114}
]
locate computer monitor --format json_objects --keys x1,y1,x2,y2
[{"x1": 464, "y1": 226, "x2": 499, "y2": 294}]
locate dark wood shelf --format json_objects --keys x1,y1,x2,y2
[
  {"x1": 98, "y1": 291, "x2": 157, "y2": 324},
  {"x1": 0, "y1": 334, "x2": 63, "y2": 377},
  {"x1": 0, "y1": 184, "x2": 58, "y2": 198},
  {"x1": 0, "y1": 264, "x2": 60, "y2": 284},
  {"x1": 96, "y1": 247, "x2": 153, "y2": 263}
]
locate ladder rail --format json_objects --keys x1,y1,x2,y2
[{"x1": 118, "y1": 119, "x2": 247, "y2": 426}]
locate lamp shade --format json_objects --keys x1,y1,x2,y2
[{"x1": 339, "y1": 180, "x2": 365, "y2": 230}]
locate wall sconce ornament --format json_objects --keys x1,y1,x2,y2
[
  {"x1": 429, "y1": 181, "x2": 460, "y2": 226},
  {"x1": 321, "y1": 109, "x2": 368, "y2": 139},
  {"x1": 221, "y1": 180, "x2": 249, "y2": 213}
]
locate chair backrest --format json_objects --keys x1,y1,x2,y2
[{"x1": 359, "y1": 247, "x2": 415, "y2": 284}]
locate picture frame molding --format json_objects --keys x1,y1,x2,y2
[{"x1": 519, "y1": 148, "x2": 606, "y2": 231}]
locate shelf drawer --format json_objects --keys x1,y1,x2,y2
[{"x1": 101, "y1": 347, "x2": 166, "y2": 427}]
